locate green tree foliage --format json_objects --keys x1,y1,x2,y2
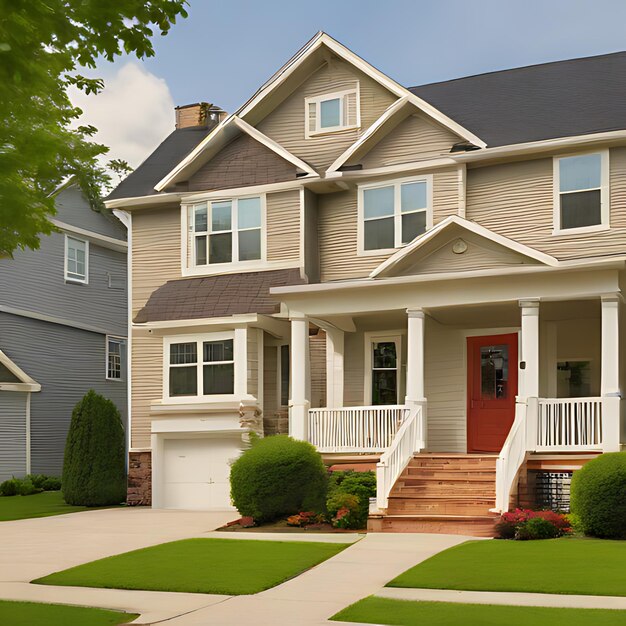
[
  {"x1": 62, "y1": 390, "x2": 126, "y2": 506},
  {"x1": 230, "y1": 435, "x2": 328, "y2": 522},
  {"x1": 0, "y1": 1, "x2": 188, "y2": 255}
]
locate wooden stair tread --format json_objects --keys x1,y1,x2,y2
[{"x1": 375, "y1": 514, "x2": 497, "y2": 521}]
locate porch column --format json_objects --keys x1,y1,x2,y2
[
  {"x1": 406, "y1": 309, "x2": 426, "y2": 404},
  {"x1": 519, "y1": 300, "x2": 540, "y2": 398},
  {"x1": 601, "y1": 294, "x2": 621, "y2": 452},
  {"x1": 289, "y1": 313, "x2": 309, "y2": 441},
  {"x1": 325, "y1": 327, "x2": 344, "y2": 408}
]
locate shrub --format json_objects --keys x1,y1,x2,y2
[
  {"x1": 516, "y1": 516, "x2": 562, "y2": 540},
  {"x1": 495, "y1": 508, "x2": 570, "y2": 540},
  {"x1": 62, "y1": 390, "x2": 126, "y2": 506},
  {"x1": 571, "y1": 452, "x2": 626, "y2": 539},
  {"x1": 327, "y1": 492, "x2": 360, "y2": 529},
  {"x1": 286, "y1": 511, "x2": 326, "y2": 527},
  {"x1": 230, "y1": 435, "x2": 327, "y2": 523},
  {"x1": 17, "y1": 478, "x2": 42, "y2": 496},
  {"x1": 326, "y1": 470, "x2": 376, "y2": 530},
  {"x1": 0, "y1": 478, "x2": 21, "y2": 496},
  {"x1": 41, "y1": 476, "x2": 62, "y2": 491},
  {"x1": 25, "y1": 474, "x2": 47, "y2": 489}
]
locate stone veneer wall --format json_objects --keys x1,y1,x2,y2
[{"x1": 127, "y1": 450, "x2": 152, "y2": 506}]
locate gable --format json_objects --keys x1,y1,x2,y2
[
  {"x1": 256, "y1": 59, "x2": 397, "y2": 172},
  {"x1": 187, "y1": 133, "x2": 299, "y2": 192},
  {"x1": 359, "y1": 114, "x2": 462, "y2": 169}
]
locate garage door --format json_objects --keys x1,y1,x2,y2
[{"x1": 162, "y1": 437, "x2": 240, "y2": 510}]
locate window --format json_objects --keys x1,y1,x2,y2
[
  {"x1": 65, "y1": 235, "x2": 88, "y2": 283},
  {"x1": 280, "y1": 344, "x2": 290, "y2": 406},
  {"x1": 554, "y1": 152, "x2": 609, "y2": 232},
  {"x1": 106, "y1": 337, "x2": 126, "y2": 381},
  {"x1": 371, "y1": 340, "x2": 399, "y2": 405},
  {"x1": 191, "y1": 196, "x2": 262, "y2": 266},
  {"x1": 305, "y1": 88, "x2": 359, "y2": 137},
  {"x1": 167, "y1": 337, "x2": 235, "y2": 398},
  {"x1": 557, "y1": 360, "x2": 593, "y2": 398},
  {"x1": 359, "y1": 178, "x2": 430, "y2": 253}
]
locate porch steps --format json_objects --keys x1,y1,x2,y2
[{"x1": 369, "y1": 453, "x2": 498, "y2": 536}]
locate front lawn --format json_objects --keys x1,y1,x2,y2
[
  {"x1": 388, "y1": 537, "x2": 626, "y2": 596},
  {"x1": 0, "y1": 491, "x2": 94, "y2": 522},
  {"x1": 0, "y1": 600, "x2": 137, "y2": 626},
  {"x1": 332, "y1": 597, "x2": 626, "y2": 626},
  {"x1": 34, "y1": 537, "x2": 350, "y2": 595}
]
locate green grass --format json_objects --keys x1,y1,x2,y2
[
  {"x1": 331, "y1": 597, "x2": 626, "y2": 626},
  {"x1": 34, "y1": 538, "x2": 350, "y2": 595},
  {"x1": 389, "y1": 537, "x2": 626, "y2": 596},
  {"x1": 0, "y1": 600, "x2": 137, "y2": 626},
  {"x1": 0, "y1": 491, "x2": 96, "y2": 521}
]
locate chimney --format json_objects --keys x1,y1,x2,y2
[{"x1": 175, "y1": 102, "x2": 227, "y2": 129}]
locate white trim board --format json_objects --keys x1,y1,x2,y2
[
  {"x1": 0, "y1": 350, "x2": 41, "y2": 392},
  {"x1": 51, "y1": 219, "x2": 127, "y2": 252}
]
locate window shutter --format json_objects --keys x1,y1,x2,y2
[
  {"x1": 187, "y1": 205, "x2": 194, "y2": 267},
  {"x1": 308, "y1": 101, "x2": 317, "y2": 135},
  {"x1": 344, "y1": 91, "x2": 357, "y2": 127}
]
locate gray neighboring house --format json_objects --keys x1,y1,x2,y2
[{"x1": 0, "y1": 182, "x2": 128, "y2": 480}]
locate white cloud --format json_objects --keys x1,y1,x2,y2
[{"x1": 68, "y1": 62, "x2": 175, "y2": 170}]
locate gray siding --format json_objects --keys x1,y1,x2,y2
[
  {"x1": 0, "y1": 391, "x2": 28, "y2": 481},
  {"x1": 0, "y1": 314, "x2": 127, "y2": 476}
]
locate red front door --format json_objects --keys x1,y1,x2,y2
[{"x1": 467, "y1": 333, "x2": 518, "y2": 453}]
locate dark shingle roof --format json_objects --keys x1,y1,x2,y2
[
  {"x1": 107, "y1": 126, "x2": 212, "y2": 200},
  {"x1": 410, "y1": 51, "x2": 626, "y2": 147},
  {"x1": 134, "y1": 268, "x2": 305, "y2": 323}
]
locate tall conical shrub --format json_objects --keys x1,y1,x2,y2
[{"x1": 62, "y1": 390, "x2": 126, "y2": 506}]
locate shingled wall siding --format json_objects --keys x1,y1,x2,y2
[{"x1": 188, "y1": 133, "x2": 298, "y2": 192}]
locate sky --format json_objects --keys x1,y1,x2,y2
[{"x1": 71, "y1": 0, "x2": 626, "y2": 170}]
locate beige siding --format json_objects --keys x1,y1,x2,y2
[
  {"x1": 266, "y1": 190, "x2": 301, "y2": 262},
  {"x1": 433, "y1": 168, "x2": 460, "y2": 224},
  {"x1": 132, "y1": 206, "x2": 181, "y2": 316},
  {"x1": 310, "y1": 330, "x2": 327, "y2": 408},
  {"x1": 361, "y1": 114, "x2": 461, "y2": 169},
  {"x1": 262, "y1": 340, "x2": 288, "y2": 435},
  {"x1": 247, "y1": 329, "x2": 259, "y2": 399},
  {"x1": 131, "y1": 332, "x2": 162, "y2": 448},
  {"x1": 257, "y1": 60, "x2": 396, "y2": 172},
  {"x1": 466, "y1": 148, "x2": 626, "y2": 260}
]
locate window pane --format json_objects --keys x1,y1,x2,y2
[
  {"x1": 280, "y1": 344, "x2": 290, "y2": 406},
  {"x1": 203, "y1": 363, "x2": 234, "y2": 394},
  {"x1": 209, "y1": 232, "x2": 232, "y2": 264},
  {"x1": 559, "y1": 154, "x2": 602, "y2": 192},
  {"x1": 107, "y1": 339, "x2": 122, "y2": 379},
  {"x1": 363, "y1": 186, "x2": 394, "y2": 219},
  {"x1": 211, "y1": 201, "x2": 232, "y2": 231},
  {"x1": 238, "y1": 197, "x2": 261, "y2": 229},
  {"x1": 238, "y1": 229, "x2": 261, "y2": 261},
  {"x1": 170, "y1": 342, "x2": 197, "y2": 365},
  {"x1": 373, "y1": 342, "x2": 397, "y2": 369},
  {"x1": 203, "y1": 339, "x2": 233, "y2": 363},
  {"x1": 372, "y1": 370, "x2": 397, "y2": 406},
  {"x1": 320, "y1": 97, "x2": 341, "y2": 128},
  {"x1": 401, "y1": 211, "x2": 427, "y2": 244},
  {"x1": 480, "y1": 345, "x2": 509, "y2": 400},
  {"x1": 194, "y1": 205, "x2": 208, "y2": 232},
  {"x1": 195, "y1": 235, "x2": 207, "y2": 265},
  {"x1": 560, "y1": 190, "x2": 602, "y2": 229},
  {"x1": 401, "y1": 182, "x2": 427, "y2": 212},
  {"x1": 557, "y1": 361, "x2": 592, "y2": 398},
  {"x1": 169, "y1": 366, "x2": 197, "y2": 396},
  {"x1": 364, "y1": 217, "x2": 394, "y2": 250}
]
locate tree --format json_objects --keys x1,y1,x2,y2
[
  {"x1": 0, "y1": 1, "x2": 188, "y2": 256},
  {"x1": 62, "y1": 390, "x2": 126, "y2": 506}
]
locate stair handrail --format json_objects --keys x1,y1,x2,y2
[
  {"x1": 376, "y1": 403, "x2": 424, "y2": 510},
  {"x1": 494, "y1": 397, "x2": 533, "y2": 512}
]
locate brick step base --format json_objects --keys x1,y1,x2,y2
[{"x1": 368, "y1": 514, "x2": 497, "y2": 537}]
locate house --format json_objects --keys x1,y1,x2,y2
[
  {"x1": 107, "y1": 32, "x2": 626, "y2": 534},
  {"x1": 0, "y1": 181, "x2": 128, "y2": 480}
]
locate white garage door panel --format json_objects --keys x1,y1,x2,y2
[{"x1": 162, "y1": 437, "x2": 240, "y2": 510}]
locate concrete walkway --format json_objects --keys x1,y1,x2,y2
[{"x1": 378, "y1": 586, "x2": 626, "y2": 610}]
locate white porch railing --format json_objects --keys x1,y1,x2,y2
[
  {"x1": 376, "y1": 404, "x2": 424, "y2": 510},
  {"x1": 307, "y1": 405, "x2": 410, "y2": 453},
  {"x1": 536, "y1": 397, "x2": 603, "y2": 451}
]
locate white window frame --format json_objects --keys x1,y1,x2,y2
[
  {"x1": 163, "y1": 331, "x2": 247, "y2": 403},
  {"x1": 106, "y1": 336, "x2": 126, "y2": 381},
  {"x1": 64, "y1": 235, "x2": 89, "y2": 284},
  {"x1": 305, "y1": 87, "x2": 360, "y2": 138},
  {"x1": 357, "y1": 175, "x2": 433, "y2": 256},
  {"x1": 552, "y1": 149, "x2": 610, "y2": 236},
  {"x1": 364, "y1": 331, "x2": 404, "y2": 405}
]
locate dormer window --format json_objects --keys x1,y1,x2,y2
[{"x1": 305, "y1": 88, "x2": 359, "y2": 137}]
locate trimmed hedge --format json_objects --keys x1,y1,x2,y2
[
  {"x1": 571, "y1": 452, "x2": 626, "y2": 539},
  {"x1": 230, "y1": 435, "x2": 327, "y2": 522},
  {"x1": 62, "y1": 390, "x2": 126, "y2": 506}
]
